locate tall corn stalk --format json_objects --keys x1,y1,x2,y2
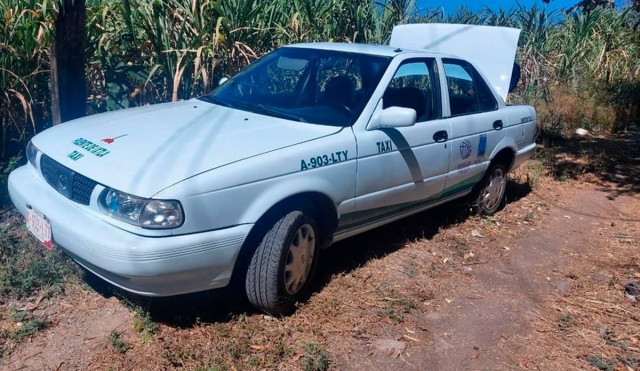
[{"x1": 0, "y1": 0, "x2": 53, "y2": 158}]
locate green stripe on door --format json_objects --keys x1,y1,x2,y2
[{"x1": 440, "y1": 172, "x2": 485, "y2": 198}]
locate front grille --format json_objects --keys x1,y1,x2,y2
[{"x1": 40, "y1": 155, "x2": 97, "y2": 206}]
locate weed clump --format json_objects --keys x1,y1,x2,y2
[
  {"x1": 129, "y1": 304, "x2": 158, "y2": 345},
  {"x1": 110, "y1": 330, "x2": 131, "y2": 354},
  {"x1": 303, "y1": 343, "x2": 329, "y2": 371},
  {"x1": 0, "y1": 217, "x2": 80, "y2": 300},
  {"x1": 586, "y1": 354, "x2": 616, "y2": 371},
  {"x1": 0, "y1": 309, "x2": 50, "y2": 362}
]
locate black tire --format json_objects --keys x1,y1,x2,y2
[
  {"x1": 245, "y1": 210, "x2": 320, "y2": 316},
  {"x1": 472, "y1": 162, "x2": 507, "y2": 216}
]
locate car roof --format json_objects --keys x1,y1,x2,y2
[{"x1": 283, "y1": 42, "x2": 458, "y2": 59}]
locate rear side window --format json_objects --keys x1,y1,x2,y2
[
  {"x1": 442, "y1": 59, "x2": 498, "y2": 116},
  {"x1": 382, "y1": 59, "x2": 442, "y2": 122}
]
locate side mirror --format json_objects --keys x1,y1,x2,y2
[
  {"x1": 218, "y1": 77, "x2": 229, "y2": 86},
  {"x1": 368, "y1": 106, "x2": 417, "y2": 130}
]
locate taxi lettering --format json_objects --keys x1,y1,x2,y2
[
  {"x1": 377, "y1": 140, "x2": 393, "y2": 153},
  {"x1": 72, "y1": 138, "x2": 110, "y2": 157}
]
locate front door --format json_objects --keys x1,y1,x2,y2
[{"x1": 347, "y1": 58, "x2": 451, "y2": 227}]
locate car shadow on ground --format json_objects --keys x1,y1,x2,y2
[{"x1": 83, "y1": 179, "x2": 532, "y2": 328}]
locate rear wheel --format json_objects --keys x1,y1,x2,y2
[
  {"x1": 474, "y1": 163, "x2": 507, "y2": 216},
  {"x1": 245, "y1": 210, "x2": 319, "y2": 316}
]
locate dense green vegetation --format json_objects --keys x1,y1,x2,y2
[{"x1": 0, "y1": 0, "x2": 638, "y2": 168}]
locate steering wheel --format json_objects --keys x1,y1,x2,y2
[{"x1": 326, "y1": 100, "x2": 353, "y2": 116}]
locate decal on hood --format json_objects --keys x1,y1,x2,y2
[
  {"x1": 67, "y1": 151, "x2": 84, "y2": 161},
  {"x1": 101, "y1": 134, "x2": 128, "y2": 144},
  {"x1": 72, "y1": 138, "x2": 111, "y2": 158}
]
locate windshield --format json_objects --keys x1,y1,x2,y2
[{"x1": 199, "y1": 47, "x2": 391, "y2": 127}]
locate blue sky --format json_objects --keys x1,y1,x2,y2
[{"x1": 414, "y1": 0, "x2": 626, "y2": 15}]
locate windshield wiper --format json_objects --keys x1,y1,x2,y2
[
  {"x1": 197, "y1": 95, "x2": 231, "y2": 107},
  {"x1": 252, "y1": 104, "x2": 307, "y2": 123},
  {"x1": 229, "y1": 101, "x2": 306, "y2": 123},
  {"x1": 199, "y1": 97, "x2": 306, "y2": 123}
]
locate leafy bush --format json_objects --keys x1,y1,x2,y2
[
  {"x1": 535, "y1": 87, "x2": 617, "y2": 141},
  {"x1": 605, "y1": 78, "x2": 640, "y2": 131}
]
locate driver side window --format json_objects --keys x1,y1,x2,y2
[{"x1": 383, "y1": 59, "x2": 442, "y2": 122}]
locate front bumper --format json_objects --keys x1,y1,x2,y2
[{"x1": 8, "y1": 165, "x2": 251, "y2": 296}]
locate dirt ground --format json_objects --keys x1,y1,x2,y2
[{"x1": 1, "y1": 135, "x2": 639, "y2": 371}]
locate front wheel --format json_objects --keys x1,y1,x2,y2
[
  {"x1": 474, "y1": 163, "x2": 507, "y2": 216},
  {"x1": 245, "y1": 210, "x2": 320, "y2": 316}
]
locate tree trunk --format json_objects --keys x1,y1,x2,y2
[{"x1": 50, "y1": 0, "x2": 86, "y2": 125}]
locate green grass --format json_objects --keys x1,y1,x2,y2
[
  {"x1": 109, "y1": 331, "x2": 131, "y2": 354},
  {"x1": 376, "y1": 295, "x2": 417, "y2": 325},
  {"x1": 0, "y1": 225, "x2": 80, "y2": 299},
  {"x1": 118, "y1": 300, "x2": 159, "y2": 345},
  {"x1": 303, "y1": 343, "x2": 329, "y2": 371},
  {"x1": 586, "y1": 354, "x2": 616, "y2": 371},
  {"x1": 0, "y1": 225, "x2": 73, "y2": 361},
  {"x1": 0, "y1": 309, "x2": 50, "y2": 362},
  {"x1": 12, "y1": 316, "x2": 49, "y2": 343}
]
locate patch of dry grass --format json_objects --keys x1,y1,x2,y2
[{"x1": 511, "y1": 206, "x2": 640, "y2": 370}]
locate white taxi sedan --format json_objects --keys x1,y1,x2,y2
[{"x1": 8, "y1": 24, "x2": 536, "y2": 315}]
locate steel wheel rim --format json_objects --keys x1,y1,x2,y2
[
  {"x1": 284, "y1": 223, "x2": 315, "y2": 295},
  {"x1": 480, "y1": 168, "x2": 506, "y2": 211}
]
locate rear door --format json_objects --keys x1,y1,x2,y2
[{"x1": 441, "y1": 58, "x2": 507, "y2": 197}]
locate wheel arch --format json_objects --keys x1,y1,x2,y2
[
  {"x1": 256, "y1": 191, "x2": 339, "y2": 245},
  {"x1": 490, "y1": 138, "x2": 517, "y2": 171},
  {"x1": 228, "y1": 190, "x2": 339, "y2": 289}
]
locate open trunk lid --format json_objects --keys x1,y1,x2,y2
[{"x1": 390, "y1": 23, "x2": 521, "y2": 101}]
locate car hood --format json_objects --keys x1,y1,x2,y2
[
  {"x1": 390, "y1": 23, "x2": 521, "y2": 101},
  {"x1": 32, "y1": 99, "x2": 341, "y2": 197}
]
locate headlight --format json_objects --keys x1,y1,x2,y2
[
  {"x1": 26, "y1": 140, "x2": 38, "y2": 167},
  {"x1": 99, "y1": 188, "x2": 184, "y2": 229}
]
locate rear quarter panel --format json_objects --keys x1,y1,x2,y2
[
  {"x1": 488, "y1": 105, "x2": 537, "y2": 162},
  {"x1": 505, "y1": 105, "x2": 537, "y2": 150}
]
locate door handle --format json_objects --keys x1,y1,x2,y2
[
  {"x1": 493, "y1": 120, "x2": 503, "y2": 130},
  {"x1": 433, "y1": 130, "x2": 448, "y2": 142}
]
